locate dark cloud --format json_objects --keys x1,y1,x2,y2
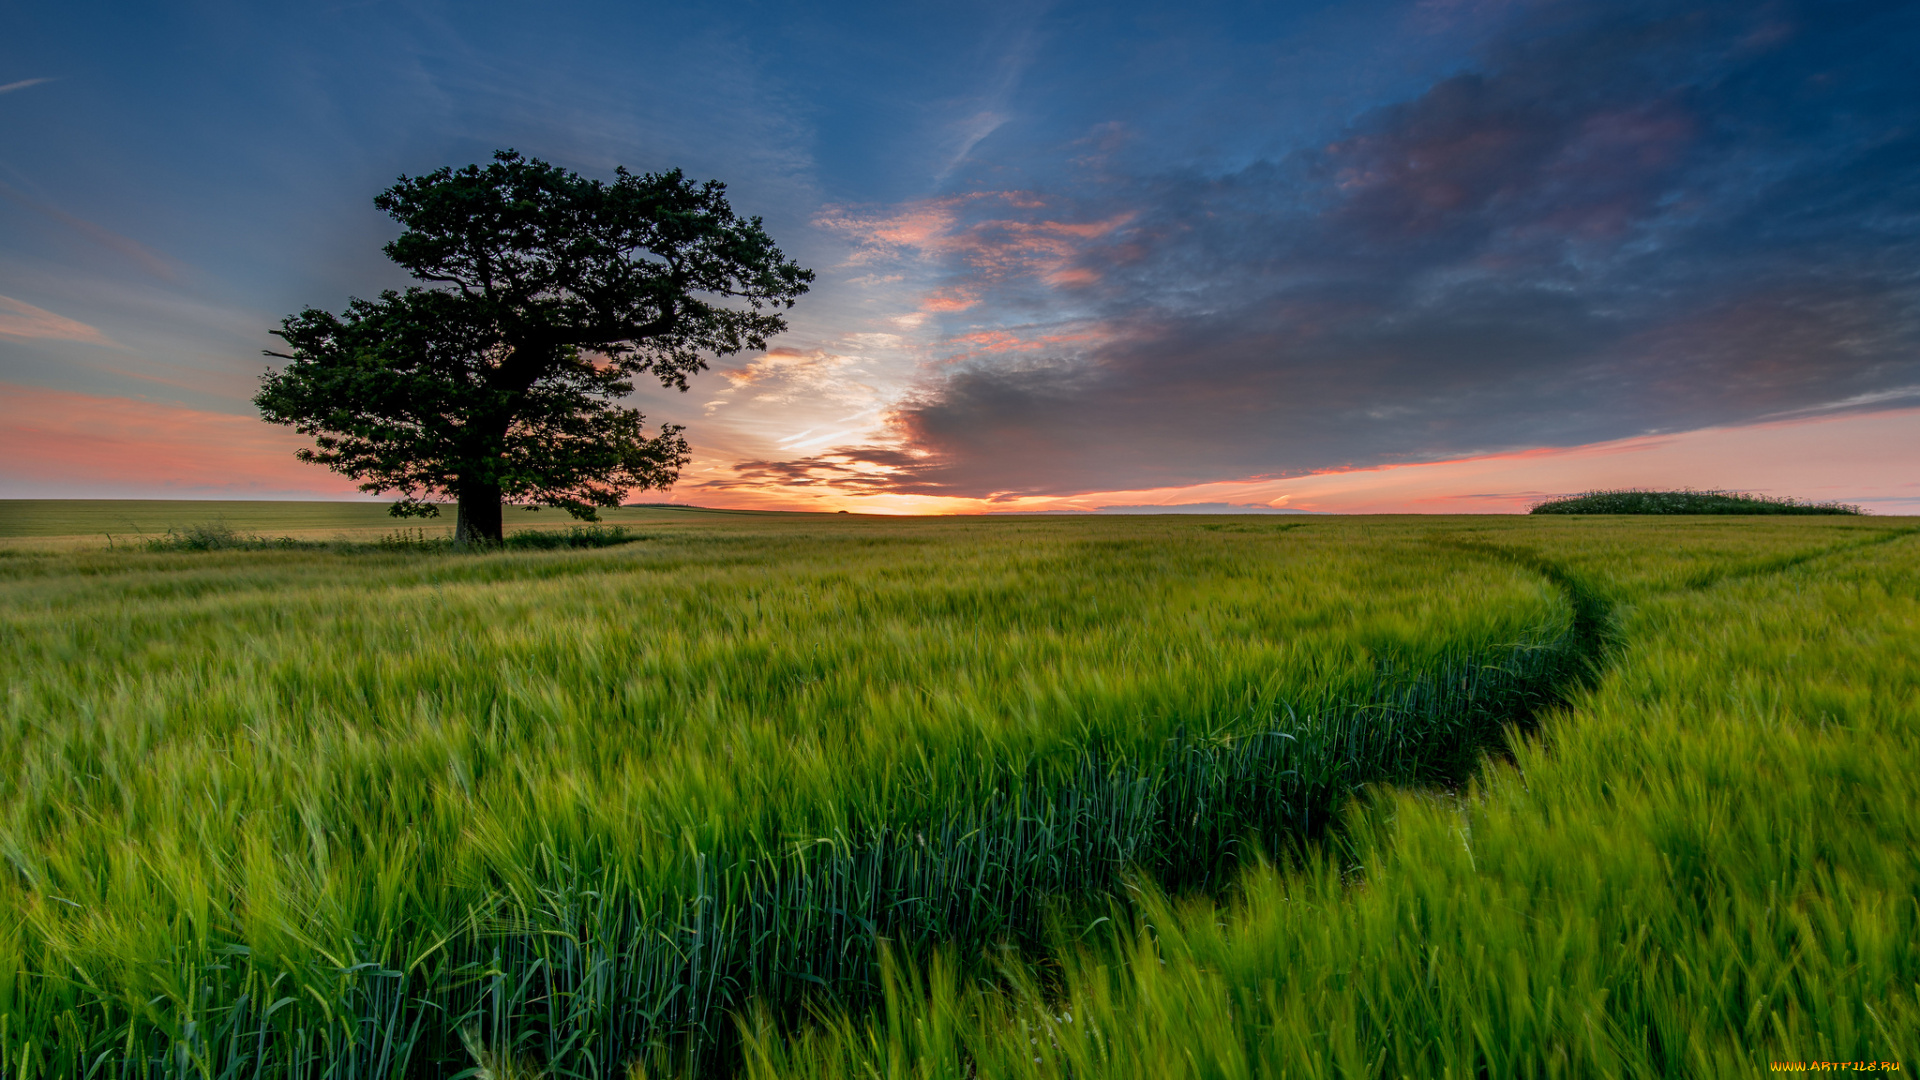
[
  {"x1": 743, "y1": 0, "x2": 1920, "y2": 498},
  {"x1": 694, "y1": 445, "x2": 932, "y2": 494}
]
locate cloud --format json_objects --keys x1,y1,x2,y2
[
  {"x1": 1764, "y1": 384, "x2": 1920, "y2": 418},
  {"x1": 0, "y1": 77, "x2": 55, "y2": 95},
  {"x1": 0, "y1": 294, "x2": 118, "y2": 346},
  {"x1": 786, "y1": 0, "x2": 1920, "y2": 500},
  {"x1": 921, "y1": 290, "x2": 977, "y2": 312},
  {"x1": 712, "y1": 346, "x2": 881, "y2": 409},
  {"x1": 937, "y1": 110, "x2": 1009, "y2": 181},
  {"x1": 0, "y1": 181, "x2": 184, "y2": 281},
  {"x1": 817, "y1": 193, "x2": 1134, "y2": 290},
  {"x1": 930, "y1": 10, "x2": 1045, "y2": 182},
  {"x1": 692, "y1": 444, "x2": 931, "y2": 494}
]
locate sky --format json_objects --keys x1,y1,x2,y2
[{"x1": 2, "y1": 0, "x2": 1916, "y2": 514}]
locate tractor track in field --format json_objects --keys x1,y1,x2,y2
[
  {"x1": 41, "y1": 527, "x2": 1917, "y2": 1078},
  {"x1": 377, "y1": 543, "x2": 1627, "y2": 1074},
  {"x1": 477, "y1": 525, "x2": 1920, "y2": 1074}
]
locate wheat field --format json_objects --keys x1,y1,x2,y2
[{"x1": 0, "y1": 504, "x2": 1911, "y2": 1076}]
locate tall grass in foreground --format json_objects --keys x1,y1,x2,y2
[
  {"x1": 748, "y1": 523, "x2": 1920, "y2": 1078},
  {"x1": 1, "y1": 517, "x2": 1578, "y2": 1075}
]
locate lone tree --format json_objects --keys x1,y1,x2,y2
[{"x1": 257, "y1": 150, "x2": 812, "y2": 543}]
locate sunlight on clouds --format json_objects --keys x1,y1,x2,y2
[
  {"x1": 681, "y1": 407, "x2": 1920, "y2": 516},
  {"x1": 715, "y1": 347, "x2": 880, "y2": 407},
  {"x1": 817, "y1": 193, "x2": 1133, "y2": 288},
  {"x1": 786, "y1": 191, "x2": 1146, "y2": 489},
  {"x1": 940, "y1": 325, "x2": 1109, "y2": 360},
  {"x1": 816, "y1": 198, "x2": 971, "y2": 263},
  {"x1": 920, "y1": 290, "x2": 977, "y2": 312},
  {"x1": 840, "y1": 332, "x2": 906, "y2": 351}
]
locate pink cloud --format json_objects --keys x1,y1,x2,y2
[
  {"x1": 815, "y1": 196, "x2": 976, "y2": 259},
  {"x1": 938, "y1": 326, "x2": 1110, "y2": 362},
  {"x1": 818, "y1": 193, "x2": 1133, "y2": 289},
  {"x1": 0, "y1": 295, "x2": 118, "y2": 347},
  {"x1": 948, "y1": 212, "x2": 1133, "y2": 282},
  {"x1": 1046, "y1": 267, "x2": 1101, "y2": 288},
  {"x1": 947, "y1": 330, "x2": 1036, "y2": 354},
  {"x1": 921, "y1": 290, "x2": 978, "y2": 312}
]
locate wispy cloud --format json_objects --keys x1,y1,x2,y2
[
  {"x1": 0, "y1": 77, "x2": 55, "y2": 95},
  {"x1": 0, "y1": 181, "x2": 183, "y2": 281},
  {"x1": 932, "y1": 9, "x2": 1046, "y2": 182},
  {"x1": 1762, "y1": 384, "x2": 1920, "y2": 419},
  {"x1": 0, "y1": 294, "x2": 118, "y2": 346},
  {"x1": 936, "y1": 111, "x2": 1009, "y2": 182}
]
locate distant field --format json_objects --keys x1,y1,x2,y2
[
  {"x1": 0, "y1": 499, "x2": 403, "y2": 539},
  {"x1": 0, "y1": 509, "x2": 1913, "y2": 1077},
  {"x1": 0, "y1": 499, "x2": 808, "y2": 546}
]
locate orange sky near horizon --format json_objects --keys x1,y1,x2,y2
[
  {"x1": 3, "y1": 381, "x2": 1913, "y2": 515},
  {"x1": 0, "y1": 384, "x2": 365, "y2": 500}
]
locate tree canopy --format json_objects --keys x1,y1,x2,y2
[{"x1": 257, "y1": 150, "x2": 812, "y2": 542}]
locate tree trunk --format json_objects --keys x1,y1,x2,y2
[{"x1": 454, "y1": 481, "x2": 505, "y2": 546}]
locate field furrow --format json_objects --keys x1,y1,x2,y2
[{"x1": 1, "y1": 511, "x2": 1907, "y2": 1077}]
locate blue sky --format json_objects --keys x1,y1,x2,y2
[{"x1": 3, "y1": 0, "x2": 1916, "y2": 511}]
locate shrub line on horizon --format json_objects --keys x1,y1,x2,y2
[{"x1": 1529, "y1": 488, "x2": 1864, "y2": 515}]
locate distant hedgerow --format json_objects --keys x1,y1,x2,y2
[{"x1": 1529, "y1": 489, "x2": 1864, "y2": 515}]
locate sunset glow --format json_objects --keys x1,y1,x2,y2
[
  {"x1": 3, "y1": 2, "x2": 1915, "y2": 513},
  {"x1": 0, "y1": 384, "x2": 364, "y2": 500},
  {"x1": 672, "y1": 406, "x2": 1920, "y2": 516}
]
